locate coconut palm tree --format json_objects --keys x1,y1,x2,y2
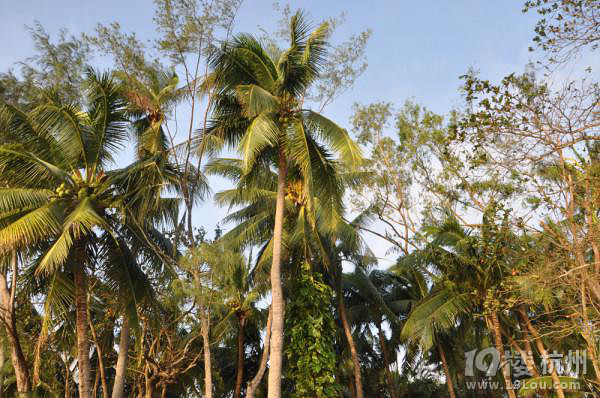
[
  {"x1": 394, "y1": 253, "x2": 461, "y2": 398},
  {"x1": 206, "y1": 11, "x2": 362, "y2": 396},
  {"x1": 398, "y1": 215, "x2": 571, "y2": 398},
  {"x1": 207, "y1": 155, "x2": 367, "y2": 397},
  {"x1": 0, "y1": 69, "x2": 174, "y2": 398},
  {"x1": 211, "y1": 247, "x2": 264, "y2": 398},
  {"x1": 109, "y1": 66, "x2": 183, "y2": 398},
  {"x1": 342, "y1": 267, "x2": 411, "y2": 398}
]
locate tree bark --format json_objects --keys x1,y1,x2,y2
[
  {"x1": 246, "y1": 308, "x2": 272, "y2": 398},
  {"x1": 377, "y1": 326, "x2": 397, "y2": 398},
  {"x1": 111, "y1": 315, "x2": 130, "y2": 398},
  {"x1": 74, "y1": 264, "x2": 92, "y2": 398},
  {"x1": 488, "y1": 312, "x2": 516, "y2": 398},
  {"x1": 338, "y1": 287, "x2": 363, "y2": 398},
  {"x1": 234, "y1": 316, "x2": 247, "y2": 398},
  {"x1": 201, "y1": 309, "x2": 212, "y2": 398},
  {"x1": 438, "y1": 345, "x2": 457, "y2": 398},
  {"x1": 0, "y1": 252, "x2": 31, "y2": 395},
  {"x1": 267, "y1": 149, "x2": 288, "y2": 398}
]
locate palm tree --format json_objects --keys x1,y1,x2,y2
[
  {"x1": 399, "y1": 215, "x2": 570, "y2": 398},
  {"x1": 206, "y1": 11, "x2": 362, "y2": 396},
  {"x1": 0, "y1": 69, "x2": 171, "y2": 398},
  {"x1": 212, "y1": 248, "x2": 263, "y2": 398},
  {"x1": 342, "y1": 267, "x2": 411, "y2": 398},
  {"x1": 395, "y1": 254, "x2": 460, "y2": 398},
  {"x1": 207, "y1": 155, "x2": 367, "y2": 397},
  {"x1": 110, "y1": 66, "x2": 182, "y2": 398}
]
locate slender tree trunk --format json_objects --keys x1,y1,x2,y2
[
  {"x1": 201, "y1": 309, "x2": 212, "y2": 398},
  {"x1": 267, "y1": 149, "x2": 288, "y2": 398},
  {"x1": 517, "y1": 308, "x2": 566, "y2": 398},
  {"x1": 337, "y1": 282, "x2": 363, "y2": 398},
  {"x1": 0, "y1": 338, "x2": 5, "y2": 398},
  {"x1": 377, "y1": 326, "x2": 397, "y2": 398},
  {"x1": 64, "y1": 357, "x2": 71, "y2": 398},
  {"x1": 88, "y1": 304, "x2": 108, "y2": 398},
  {"x1": 112, "y1": 315, "x2": 130, "y2": 398},
  {"x1": 488, "y1": 312, "x2": 516, "y2": 398},
  {"x1": 246, "y1": 308, "x2": 272, "y2": 398},
  {"x1": 161, "y1": 384, "x2": 167, "y2": 398},
  {"x1": 144, "y1": 375, "x2": 154, "y2": 398},
  {"x1": 74, "y1": 264, "x2": 92, "y2": 398},
  {"x1": 438, "y1": 345, "x2": 456, "y2": 398},
  {"x1": 94, "y1": 363, "x2": 100, "y2": 397},
  {"x1": 519, "y1": 322, "x2": 540, "y2": 378},
  {"x1": 348, "y1": 374, "x2": 356, "y2": 398},
  {"x1": 234, "y1": 316, "x2": 247, "y2": 398},
  {"x1": 507, "y1": 335, "x2": 540, "y2": 378},
  {"x1": 578, "y1": 282, "x2": 600, "y2": 385},
  {"x1": 0, "y1": 252, "x2": 31, "y2": 395}
]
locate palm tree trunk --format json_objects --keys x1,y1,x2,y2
[
  {"x1": 234, "y1": 316, "x2": 247, "y2": 398},
  {"x1": 377, "y1": 326, "x2": 397, "y2": 398},
  {"x1": 246, "y1": 308, "x2": 272, "y2": 398},
  {"x1": 337, "y1": 282, "x2": 363, "y2": 398},
  {"x1": 517, "y1": 307, "x2": 566, "y2": 398},
  {"x1": 437, "y1": 345, "x2": 457, "y2": 398},
  {"x1": 111, "y1": 315, "x2": 130, "y2": 398},
  {"x1": 201, "y1": 309, "x2": 212, "y2": 398},
  {"x1": 488, "y1": 312, "x2": 516, "y2": 398},
  {"x1": 267, "y1": 149, "x2": 288, "y2": 398},
  {"x1": 74, "y1": 264, "x2": 92, "y2": 398},
  {"x1": 0, "y1": 252, "x2": 31, "y2": 395}
]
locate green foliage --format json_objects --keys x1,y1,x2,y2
[
  {"x1": 0, "y1": 22, "x2": 91, "y2": 106},
  {"x1": 285, "y1": 265, "x2": 340, "y2": 398}
]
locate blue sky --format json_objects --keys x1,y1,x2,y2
[{"x1": 1, "y1": 1, "x2": 541, "y2": 260}]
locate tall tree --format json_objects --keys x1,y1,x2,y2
[
  {"x1": 0, "y1": 70, "x2": 170, "y2": 398},
  {"x1": 207, "y1": 11, "x2": 363, "y2": 397}
]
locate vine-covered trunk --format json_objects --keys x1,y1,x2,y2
[
  {"x1": 0, "y1": 252, "x2": 31, "y2": 395},
  {"x1": 201, "y1": 310, "x2": 213, "y2": 398},
  {"x1": 74, "y1": 264, "x2": 92, "y2": 398},
  {"x1": 437, "y1": 345, "x2": 456, "y2": 398},
  {"x1": 246, "y1": 308, "x2": 272, "y2": 398},
  {"x1": 338, "y1": 287, "x2": 363, "y2": 398},
  {"x1": 267, "y1": 149, "x2": 288, "y2": 398},
  {"x1": 488, "y1": 312, "x2": 516, "y2": 398},
  {"x1": 111, "y1": 315, "x2": 130, "y2": 398},
  {"x1": 234, "y1": 317, "x2": 246, "y2": 398}
]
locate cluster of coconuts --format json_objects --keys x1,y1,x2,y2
[
  {"x1": 54, "y1": 182, "x2": 72, "y2": 198},
  {"x1": 278, "y1": 113, "x2": 292, "y2": 129},
  {"x1": 51, "y1": 171, "x2": 105, "y2": 202}
]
